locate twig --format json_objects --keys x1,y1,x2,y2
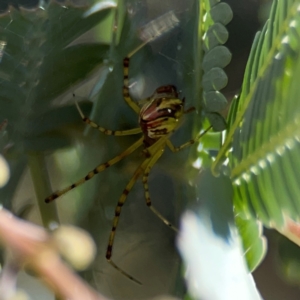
[{"x1": 0, "y1": 208, "x2": 109, "y2": 300}]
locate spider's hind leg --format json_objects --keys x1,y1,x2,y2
[
  {"x1": 142, "y1": 150, "x2": 178, "y2": 232},
  {"x1": 105, "y1": 160, "x2": 149, "y2": 285}
]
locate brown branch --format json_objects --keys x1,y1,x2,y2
[{"x1": 0, "y1": 208, "x2": 110, "y2": 300}]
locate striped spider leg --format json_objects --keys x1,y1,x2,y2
[{"x1": 45, "y1": 47, "x2": 211, "y2": 284}]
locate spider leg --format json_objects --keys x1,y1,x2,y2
[
  {"x1": 166, "y1": 126, "x2": 212, "y2": 152},
  {"x1": 108, "y1": 260, "x2": 141, "y2": 285},
  {"x1": 122, "y1": 40, "x2": 158, "y2": 115},
  {"x1": 123, "y1": 56, "x2": 141, "y2": 114},
  {"x1": 106, "y1": 159, "x2": 150, "y2": 285},
  {"x1": 142, "y1": 150, "x2": 178, "y2": 232},
  {"x1": 45, "y1": 137, "x2": 144, "y2": 203},
  {"x1": 75, "y1": 101, "x2": 142, "y2": 136}
]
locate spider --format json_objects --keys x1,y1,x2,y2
[{"x1": 45, "y1": 46, "x2": 211, "y2": 284}]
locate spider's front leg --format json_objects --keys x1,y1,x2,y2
[
  {"x1": 75, "y1": 101, "x2": 142, "y2": 136},
  {"x1": 122, "y1": 41, "x2": 150, "y2": 114},
  {"x1": 166, "y1": 126, "x2": 212, "y2": 152},
  {"x1": 122, "y1": 56, "x2": 141, "y2": 114}
]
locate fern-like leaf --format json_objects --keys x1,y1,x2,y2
[{"x1": 213, "y1": 0, "x2": 300, "y2": 270}]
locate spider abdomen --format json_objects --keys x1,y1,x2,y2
[{"x1": 139, "y1": 85, "x2": 184, "y2": 144}]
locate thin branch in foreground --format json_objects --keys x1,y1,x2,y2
[{"x1": 0, "y1": 208, "x2": 109, "y2": 300}]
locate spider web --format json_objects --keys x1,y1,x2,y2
[
  {"x1": 1, "y1": 1, "x2": 295, "y2": 300},
  {"x1": 0, "y1": 1, "x2": 194, "y2": 300}
]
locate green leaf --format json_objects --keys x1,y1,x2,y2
[
  {"x1": 37, "y1": 43, "x2": 109, "y2": 102},
  {"x1": 203, "y1": 23, "x2": 229, "y2": 52},
  {"x1": 199, "y1": 0, "x2": 232, "y2": 131},
  {"x1": 203, "y1": 91, "x2": 228, "y2": 112},
  {"x1": 46, "y1": 0, "x2": 114, "y2": 49},
  {"x1": 202, "y1": 45, "x2": 232, "y2": 71},
  {"x1": 0, "y1": 1, "x2": 115, "y2": 215},
  {"x1": 0, "y1": 2, "x2": 113, "y2": 154},
  {"x1": 27, "y1": 102, "x2": 92, "y2": 135},
  {"x1": 235, "y1": 215, "x2": 267, "y2": 271},
  {"x1": 213, "y1": 0, "x2": 300, "y2": 270},
  {"x1": 202, "y1": 67, "x2": 228, "y2": 91},
  {"x1": 210, "y1": 3, "x2": 233, "y2": 25}
]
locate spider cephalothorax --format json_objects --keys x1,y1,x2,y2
[{"x1": 139, "y1": 85, "x2": 184, "y2": 145}]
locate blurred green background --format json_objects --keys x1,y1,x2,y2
[{"x1": 1, "y1": 0, "x2": 300, "y2": 299}]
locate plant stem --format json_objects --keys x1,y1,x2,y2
[{"x1": 27, "y1": 152, "x2": 60, "y2": 229}]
